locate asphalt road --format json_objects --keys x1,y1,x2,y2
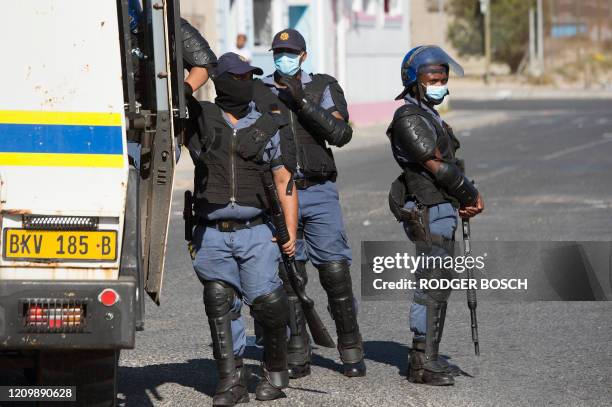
[{"x1": 117, "y1": 99, "x2": 612, "y2": 406}]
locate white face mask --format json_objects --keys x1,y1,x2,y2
[{"x1": 425, "y1": 84, "x2": 449, "y2": 103}]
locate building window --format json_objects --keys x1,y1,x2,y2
[
  {"x1": 426, "y1": 0, "x2": 447, "y2": 13},
  {"x1": 384, "y1": 0, "x2": 401, "y2": 16},
  {"x1": 253, "y1": 0, "x2": 273, "y2": 48},
  {"x1": 353, "y1": 0, "x2": 376, "y2": 15}
]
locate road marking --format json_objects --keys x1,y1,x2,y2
[
  {"x1": 542, "y1": 138, "x2": 612, "y2": 161},
  {"x1": 476, "y1": 166, "x2": 517, "y2": 182}
]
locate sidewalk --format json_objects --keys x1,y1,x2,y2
[
  {"x1": 450, "y1": 77, "x2": 612, "y2": 101},
  {"x1": 346, "y1": 78, "x2": 612, "y2": 127}
]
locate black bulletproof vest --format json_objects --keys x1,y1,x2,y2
[
  {"x1": 193, "y1": 102, "x2": 270, "y2": 214},
  {"x1": 262, "y1": 74, "x2": 338, "y2": 180},
  {"x1": 252, "y1": 80, "x2": 297, "y2": 173},
  {"x1": 390, "y1": 103, "x2": 462, "y2": 207}
]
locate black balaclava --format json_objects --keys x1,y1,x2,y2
[{"x1": 213, "y1": 73, "x2": 254, "y2": 119}]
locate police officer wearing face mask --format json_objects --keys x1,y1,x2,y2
[
  {"x1": 186, "y1": 53, "x2": 298, "y2": 404},
  {"x1": 260, "y1": 29, "x2": 366, "y2": 379},
  {"x1": 387, "y1": 46, "x2": 484, "y2": 386}
]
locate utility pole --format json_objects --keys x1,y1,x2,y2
[
  {"x1": 480, "y1": 0, "x2": 491, "y2": 84},
  {"x1": 575, "y1": 0, "x2": 583, "y2": 88},
  {"x1": 529, "y1": 6, "x2": 536, "y2": 75},
  {"x1": 536, "y1": 0, "x2": 544, "y2": 74},
  {"x1": 438, "y1": 0, "x2": 445, "y2": 46}
]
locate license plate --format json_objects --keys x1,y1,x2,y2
[{"x1": 3, "y1": 229, "x2": 117, "y2": 261}]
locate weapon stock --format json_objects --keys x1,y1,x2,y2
[
  {"x1": 260, "y1": 172, "x2": 335, "y2": 348},
  {"x1": 462, "y1": 217, "x2": 480, "y2": 356}
]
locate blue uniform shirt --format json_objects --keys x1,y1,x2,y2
[{"x1": 204, "y1": 102, "x2": 282, "y2": 221}]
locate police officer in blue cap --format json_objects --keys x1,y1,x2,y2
[
  {"x1": 261, "y1": 29, "x2": 366, "y2": 378},
  {"x1": 186, "y1": 52, "x2": 298, "y2": 404},
  {"x1": 387, "y1": 45, "x2": 484, "y2": 386}
]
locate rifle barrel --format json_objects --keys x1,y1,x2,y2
[{"x1": 463, "y1": 218, "x2": 480, "y2": 356}]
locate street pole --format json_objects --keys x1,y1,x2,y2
[
  {"x1": 483, "y1": 0, "x2": 491, "y2": 84},
  {"x1": 529, "y1": 6, "x2": 536, "y2": 75},
  {"x1": 575, "y1": 0, "x2": 584, "y2": 88},
  {"x1": 536, "y1": 0, "x2": 544, "y2": 75}
]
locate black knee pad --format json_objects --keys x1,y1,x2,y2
[
  {"x1": 317, "y1": 260, "x2": 352, "y2": 298},
  {"x1": 251, "y1": 286, "x2": 289, "y2": 330},
  {"x1": 415, "y1": 264, "x2": 453, "y2": 304},
  {"x1": 203, "y1": 280, "x2": 236, "y2": 318}
]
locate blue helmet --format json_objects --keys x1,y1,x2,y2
[
  {"x1": 396, "y1": 45, "x2": 464, "y2": 100},
  {"x1": 128, "y1": 0, "x2": 143, "y2": 33}
]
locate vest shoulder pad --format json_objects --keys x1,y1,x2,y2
[
  {"x1": 200, "y1": 100, "x2": 220, "y2": 114},
  {"x1": 310, "y1": 73, "x2": 337, "y2": 85},
  {"x1": 390, "y1": 105, "x2": 437, "y2": 163},
  {"x1": 309, "y1": 73, "x2": 349, "y2": 120},
  {"x1": 253, "y1": 79, "x2": 283, "y2": 112}
]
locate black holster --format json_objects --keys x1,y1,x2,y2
[{"x1": 389, "y1": 175, "x2": 431, "y2": 245}]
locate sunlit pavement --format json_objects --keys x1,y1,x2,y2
[{"x1": 118, "y1": 98, "x2": 612, "y2": 406}]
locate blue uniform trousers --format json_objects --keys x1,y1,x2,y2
[
  {"x1": 295, "y1": 181, "x2": 352, "y2": 266},
  {"x1": 192, "y1": 223, "x2": 283, "y2": 356}
]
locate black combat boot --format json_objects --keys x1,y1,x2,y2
[
  {"x1": 408, "y1": 301, "x2": 454, "y2": 386},
  {"x1": 408, "y1": 340, "x2": 454, "y2": 386},
  {"x1": 318, "y1": 261, "x2": 366, "y2": 377},
  {"x1": 279, "y1": 261, "x2": 312, "y2": 379},
  {"x1": 212, "y1": 357, "x2": 249, "y2": 406},
  {"x1": 252, "y1": 287, "x2": 290, "y2": 401}
]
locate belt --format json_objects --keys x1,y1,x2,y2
[
  {"x1": 295, "y1": 176, "x2": 329, "y2": 190},
  {"x1": 200, "y1": 215, "x2": 265, "y2": 232}
]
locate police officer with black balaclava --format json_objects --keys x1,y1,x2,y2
[
  {"x1": 387, "y1": 45, "x2": 484, "y2": 386},
  {"x1": 186, "y1": 53, "x2": 298, "y2": 405},
  {"x1": 261, "y1": 29, "x2": 366, "y2": 379}
]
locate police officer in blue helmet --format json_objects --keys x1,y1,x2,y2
[
  {"x1": 387, "y1": 45, "x2": 484, "y2": 385},
  {"x1": 260, "y1": 29, "x2": 366, "y2": 379}
]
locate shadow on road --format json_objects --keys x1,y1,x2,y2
[
  {"x1": 363, "y1": 340, "x2": 472, "y2": 378},
  {"x1": 118, "y1": 347, "x2": 337, "y2": 405},
  {"x1": 118, "y1": 358, "x2": 261, "y2": 406},
  {"x1": 364, "y1": 340, "x2": 409, "y2": 375}
]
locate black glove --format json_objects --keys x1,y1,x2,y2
[
  {"x1": 277, "y1": 76, "x2": 306, "y2": 108},
  {"x1": 184, "y1": 82, "x2": 194, "y2": 97}
]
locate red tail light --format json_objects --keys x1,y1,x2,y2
[
  {"x1": 98, "y1": 288, "x2": 119, "y2": 307},
  {"x1": 25, "y1": 304, "x2": 84, "y2": 330}
]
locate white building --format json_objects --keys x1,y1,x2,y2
[{"x1": 182, "y1": 0, "x2": 413, "y2": 126}]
